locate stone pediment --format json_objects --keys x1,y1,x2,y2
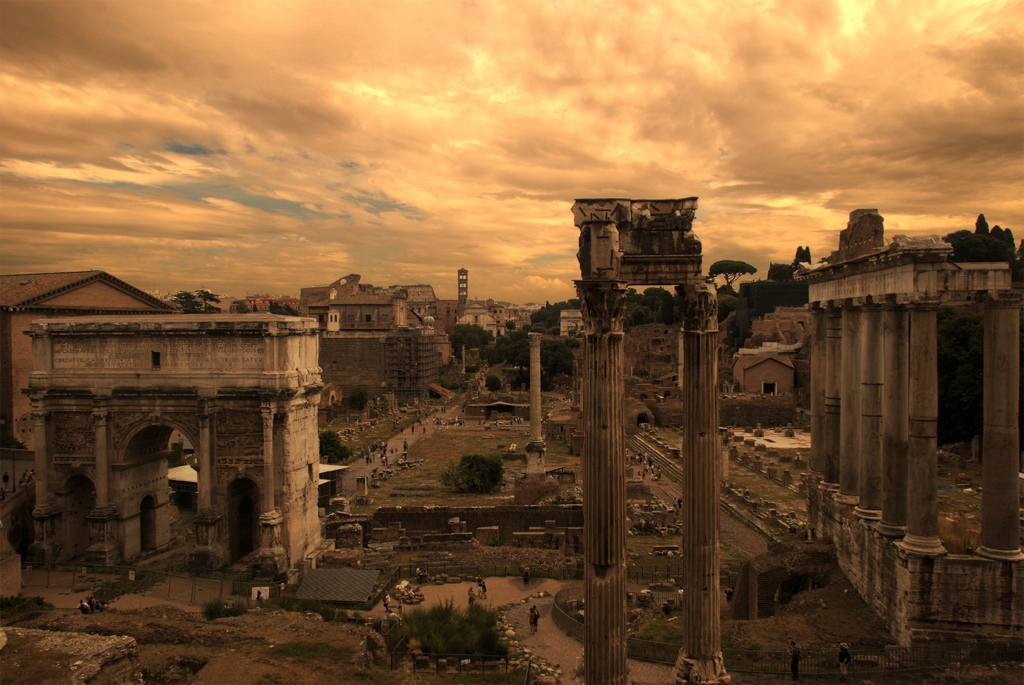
[{"x1": 1, "y1": 271, "x2": 173, "y2": 311}]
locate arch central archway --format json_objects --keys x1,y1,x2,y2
[
  {"x1": 140, "y1": 495, "x2": 158, "y2": 551},
  {"x1": 63, "y1": 474, "x2": 96, "y2": 560},
  {"x1": 227, "y1": 477, "x2": 260, "y2": 562}
]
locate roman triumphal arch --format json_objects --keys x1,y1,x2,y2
[{"x1": 24, "y1": 315, "x2": 323, "y2": 574}]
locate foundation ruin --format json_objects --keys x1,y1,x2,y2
[
  {"x1": 799, "y1": 210, "x2": 1022, "y2": 644},
  {"x1": 24, "y1": 315, "x2": 323, "y2": 574}
]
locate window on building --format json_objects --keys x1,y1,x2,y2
[
  {"x1": 151, "y1": 351, "x2": 160, "y2": 369},
  {"x1": 365, "y1": 314, "x2": 372, "y2": 323}
]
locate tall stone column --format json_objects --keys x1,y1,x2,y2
[
  {"x1": 92, "y1": 402, "x2": 110, "y2": 508},
  {"x1": 824, "y1": 306, "x2": 843, "y2": 484},
  {"x1": 673, "y1": 283, "x2": 728, "y2": 685},
  {"x1": 879, "y1": 303, "x2": 909, "y2": 537},
  {"x1": 525, "y1": 332, "x2": 546, "y2": 474},
  {"x1": 977, "y1": 293, "x2": 1023, "y2": 560},
  {"x1": 258, "y1": 402, "x2": 286, "y2": 573},
  {"x1": 856, "y1": 303, "x2": 883, "y2": 519},
  {"x1": 839, "y1": 303, "x2": 862, "y2": 503},
  {"x1": 809, "y1": 305, "x2": 826, "y2": 475},
  {"x1": 197, "y1": 404, "x2": 213, "y2": 511},
  {"x1": 576, "y1": 279, "x2": 629, "y2": 685},
  {"x1": 899, "y1": 303, "x2": 945, "y2": 556},
  {"x1": 261, "y1": 405, "x2": 276, "y2": 513},
  {"x1": 31, "y1": 406, "x2": 50, "y2": 506}
]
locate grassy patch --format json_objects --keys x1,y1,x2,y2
[
  {"x1": 271, "y1": 641, "x2": 356, "y2": 661},
  {"x1": 0, "y1": 595, "x2": 52, "y2": 622}
]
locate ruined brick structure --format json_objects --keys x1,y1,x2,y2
[
  {"x1": 799, "y1": 209, "x2": 1022, "y2": 645},
  {"x1": 300, "y1": 274, "x2": 441, "y2": 403}
]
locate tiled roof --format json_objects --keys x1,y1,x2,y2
[
  {"x1": 295, "y1": 568, "x2": 381, "y2": 604},
  {"x1": 0, "y1": 271, "x2": 174, "y2": 310}
]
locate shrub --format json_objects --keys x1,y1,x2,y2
[
  {"x1": 202, "y1": 599, "x2": 248, "y2": 620},
  {"x1": 348, "y1": 387, "x2": 369, "y2": 411},
  {"x1": 403, "y1": 599, "x2": 508, "y2": 656},
  {"x1": 440, "y1": 453, "x2": 504, "y2": 493},
  {"x1": 485, "y1": 374, "x2": 502, "y2": 391}
]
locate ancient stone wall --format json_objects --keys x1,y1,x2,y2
[
  {"x1": 370, "y1": 505, "x2": 583, "y2": 541},
  {"x1": 811, "y1": 484, "x2": 1023, "y2": 644},
  {"x1": 320, "y1": 335, "x2": 386, "y2": 399},
  {"x1": 719, "y1": 395, "x2": 799, "y2": 427}
]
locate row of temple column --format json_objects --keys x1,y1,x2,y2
[{"x1": 809, "y1": 294, "x2": 1021, "y2": 559}]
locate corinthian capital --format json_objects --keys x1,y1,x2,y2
[
  {"x1": 680, "y1": 283, "x2": 719, "y2": 333},
  {"x1": 575, "y1": 281, "x2": 628, "y2": 335}
]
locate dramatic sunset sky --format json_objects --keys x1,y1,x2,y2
[{"x1": 1, "y1": 0, "x2": 1021, "y2": 303}]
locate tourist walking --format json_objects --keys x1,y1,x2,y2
[
  {"x1": 838, "y1": 643, "x2": 852, "y2": 682},
  {"x1": 788, "y1": 640, "x2": 801, "y2": 681},
  {"x1": 531, "y1": 605, "x2": 539, "y2": 633},
  {"x1": 468, "y1": 586, "x2": 475, "y2": 605}
]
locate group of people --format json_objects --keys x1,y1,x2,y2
[
  {"x1": 0, "y1": 469, "x2": 34, "y2": 501},
  {"x1": 77, "y1": 594, "x2": 107, "y2": 614},
  {"x1": 787, "y1": 640, "x2": 853, "y2": 682}
]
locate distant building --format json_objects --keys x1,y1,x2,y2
[
  {"x1": 560, "y1": 309, "x2": 583, "y2": 336},
  {"x1": 299, "y1": 274, "x2": 442, "y2": 403},
  {"x1": 0, "y1": 271, "x2": 175, "y2": 447},
  {"x1": 230, "y1": 295, "x2": 300, "y2": 313},
  {"x1": 458, "y1": 300, "x2": 499, "y2": 336},
  {"x1": 731, "y1": 355, "x2": 796, "y2": 396}
]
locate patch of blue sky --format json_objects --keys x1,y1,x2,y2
[
  {"x1": 341, "y1": 191, "x2": 426, "y2": 221},
  {"x1": 166, "y1": 143, "x2": 227, "y2": 156}
]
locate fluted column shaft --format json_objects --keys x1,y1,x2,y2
[
  {"x1": 857, "y1": 304, "x2": 883, "y2": 518},
  {"x1": 978, "y1": 296, "x2": 1023, "y2": 560},
  {"x1": 900, "y1": 304, "x2": 945, "y2": 556},
  {"x1": 93, "y1": 403, "x2": 110, "y2": 508},
  {"x1": 529, "y1": 333, "x2": 542, "y2": 442},
  {"x1": 673, "y1": 284, "x2": 728, "y2": 684},
  {"x1": 261, "y1": 406, "x2": 275, "y2": 513},
  {"x1": 809, "y1": 305, "x2": 826, "y2": 474},
  {"x1": 839, "y1": 305, "x2": 861, "y2": 501},
  {"x1": 824, "y1": 307, "x2": 843, "y2": 484},
  {"x1": 31, "y1": 407, "x2": 50, "y2": 506},
  {"x1": 577, "y1": 280, "x2": 628, "y2": 685},
  {"x1": 880, "y1": 304, "x2": 909, "y2": 536},
  {"x1": 198, "y1": 408, "x2": 213, "y2": 511}
]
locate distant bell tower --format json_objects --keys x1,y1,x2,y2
[{"x1": 457, "y1": 267, "x2": 468, "y2": 316}]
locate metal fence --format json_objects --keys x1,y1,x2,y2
[
  {"x1": 550, "y1": 587, "x2": 1023, "y2": 673},
  {"x1": 20, "y1": 563, "x2": 276, "y2": 609}
]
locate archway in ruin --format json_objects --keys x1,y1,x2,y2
[
  {"x1": 63, "y1": 473, "x2": 96, "y2": 559},
  {"x1": 637, "y1": 412, "x2": 650, "y2": 426},
  {"x1": 124, "y1": 424, "x2": 177, "y2": 465},
  {"x1": 228, "y1": 477, "x2": 260, "y2": 562},
  {"x1": 140, "y1": 495, "x2": 158, "y2": 551}
]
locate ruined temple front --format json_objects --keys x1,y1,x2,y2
[{"x1": 24, "y1": 315, "x2": 323, "y2": 573}]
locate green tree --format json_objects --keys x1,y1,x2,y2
[
  {"x1": 1, "y1": 433, "x2": 27, "y2": 450},
  {"x1": 485, "y1": 374, "x2": 502, "y2": 391},
  {"x1": 233, "y1": 301, "x2": 251, "y2": 314},
  {"x1": 718, "y1": 294, "x2": 738, "y2": 322},
  {"x1": 767, "y1": 262, "x2": 796, "y2": 281},
  {"x1": 171, "y1": 291, "x2": 202, "y2": 313},
  {"x1": 504, "y1": 319, "x2": 516, "y2": 331},
  {"x1": 449, "y1": 324, "x2": 494, "y2": 359},
  {"x1": 708, "y1": 260, "x2": 758, "y2": 291},
  {"x1": 530, "y1": 299, "x2": 580, "y2": 330},
  {"x1": 197, "y1": 290, "x2": 221, "y2": 313},
  {"x1": 943, "y1": 230, "x2": 1015, "y2": 263},
  {"x1": 440, "y1": 453, "x2": 504, "y2": 493},
  {"x1": 269, "y1": 302, "x2": 300, "y2": 316},
  {"x1": 319, "y1": 430, "x2": 352, "y2": 463},
  {"x1": 936, "y1": 306, "x2": 984, "y2": 443},
  {"x1": 975, "y1": 213, "x2": 989, "y2": 235},
  {"x1": 348, "y1": 387, "x2": 369, "y2": 411}
]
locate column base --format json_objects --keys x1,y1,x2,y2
[
  {"x1": 525, "y1": 440, "x2": 547, "y2": 475},
  {"x1": 876, "y1": 522, "x2": 907, "y2": 538},
  {"x1": 26, "y1": 539, "x2": 61, "y2": 564},
  {"x1": 835, "y1": 493, "x2": 860, "y2": 506},
  {"x1": 672, "y1": 652, "x2": 730, "y2": 684},
  {"x1": 898, "y1": 534, "x2": 947, "y2": 557},
  {"x1": 190, "y1": 510, "x2": 224, "y2": 572},
  {"x1": 975, "y1": 545, "x2": 1024, "y2": 562},
  {"x1": 258, "y1": 511, "x2": 287, "y2": 574},
  {"x1": 854, "y1": 506, "x2": 882, "y2": 521}
]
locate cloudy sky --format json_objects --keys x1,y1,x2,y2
[{"x1": 1, "y1": 0, "x2": 1021, "y2": 304}]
